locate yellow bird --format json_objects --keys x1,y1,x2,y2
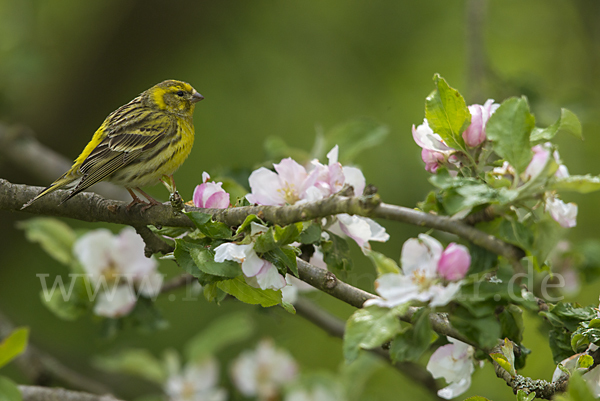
[{"x1": 22, "y1": 80, "x2": 203, "y2": 210}]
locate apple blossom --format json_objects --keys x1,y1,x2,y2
[
  {"x1": 412, "y1": 119, "x2": 456, "y2": 173},
  {"x1": 73, "y1": 227, "x2": 163, "y2": 318},
  {"x1": 245, "y1": 145, "x2": 389, "y2": 250},
  {"x1": 193, "y1": 172, "x2": 230, "y2": 209},
  {"x1": 426, "y1": 337, "x2": 477, "y2": 399},
  {"x1": 214, "y1": 242, "x2": 286, "y2": 291},
  {"x1": 230, "y1": 339, "x2": 298, "y2": 401},
  {"x1": 437, "y1": 243, "x2": 471, "y2": 281},
  {"x1": 462, "y1": 99, "x2": 500, "y2": 147},
  {"x1": 165, "y1": 358, "x2": 227, "y2": 401},
  {"x1": 247, "y1": 158, "x2": 317, "y2": 206},
  {"x1": 524, "y1": 143, "x2": 569, "y2": 180},
  {"x1": 363, "y1": 234, "x2": 465, "y2": 308},
  {"x1": 546, "y1": 197, "x2": 578, "y2": 228}
]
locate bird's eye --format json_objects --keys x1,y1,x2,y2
[{"x1": 176, "y1": 90, "x2": 185, "y2": 97}]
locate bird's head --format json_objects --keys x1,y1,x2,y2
[{"x1": 145, "y1": 80, "x2": 204, "y2": 116}]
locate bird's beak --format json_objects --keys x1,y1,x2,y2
[{"x1": 191, "y1": 91, "x2": 204, "y2": 103}]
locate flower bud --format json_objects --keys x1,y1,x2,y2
[{"x1": 437, "y1": 243, "x2": 471, "y2": 281}]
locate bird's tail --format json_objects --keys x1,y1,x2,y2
[{"x1": 21, "y1": 175, "x2": 80, "y2": 210}]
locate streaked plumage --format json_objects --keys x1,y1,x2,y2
[{"x1": 22, "y1": 80, "x2": 203, "y2": 209}]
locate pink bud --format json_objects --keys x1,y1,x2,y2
[
  {"x1": 524, "y1": 144, "x2": 550, "y2": 180},
  {"x1": 193, "y1": 181, "x2": 230, "y2": 209},
  {"x1": 462, "y1": 99, "x2": 499, "y2": 148},
  {"x1": 422, "y1": 148, "x2": 445, "y2": 174},
  {"x1": 437, "y1": 243, "x2": 471, "y2": 281}
]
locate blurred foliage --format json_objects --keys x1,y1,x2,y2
[{"x1": 2, "y1": 1, "x2": 600, "y2": 400}]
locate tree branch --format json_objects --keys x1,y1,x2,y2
[
  {"x1": 18, "y1": 386, "x2": 123, "y2": 401},
  {"x1": 1, "y1": 179, "x2": 525, "y2": 265}
]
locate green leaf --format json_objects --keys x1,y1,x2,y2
[
  {"x1": 551, "y1": 175, "x2": 600, "y2": 194},
  {"x1": 323, "y1": 118, "x2": 389, "y2": 163},
  {"x1": 236, "y1": 214, "x2": 264, "y2": 235},
  {"x1": 577, "y1": 354, "x2": 593, "y2": 369},
  {"x1": 516, "y1": 389, "x2": 536, "y2": 401},
  {"x1": 185, "y1": 312, "x2": 255, "y2": 361},
  {"x1": 188, "y1": 244, "x2": 241, "y2": 278},
  {"x1": 0, "y1": 328, "x2": 28, "y2": 369},
  {"x1": 17, "y1": 217, "x2": 76, "y2": 265},
  {"x1": 548, "y1": 328, "x2": 575, "y2": 364},
  {"x1": 254, "y1": 224, "x2": 301, "y2": 254},
  {"x1": 389, "y1": 308, "x2": 437, "y2": 362},
  {"x1": 530, "y1": 108, "x2": 582, "y2": 141},
  {"x1": 499, "y1": 305, "x2": 524, "y2": 344},
  {"x1": 490, "y1": 353, "x2": 515, "y2": 377},
  {"x1": 530, "y1": 217, "x2": 565, "y2": 270},
  {"x1": 263, "y1": 246, "x2": 298, "y2": 276},
  {"x1": 184, "y1": 212, "x2": 232, "y2": 239},
  {"x1": 485, "y1": 97, "x2": 535, "y2": 173},
  {"x1": 365, "y1": 250, "x2": 401, "y2": 276},
  {"x1": 321, "y1": 232, "x2": 353, "y2": 272},
  {"x1": 217, "y1": 276, "x2": 282, "y2": 307},
  {"x1": 299, "y1": 222, "x2": 322, "y2": 245},
  {"x1": 0, "y1": 376, "x2": 22, "y2": 401},
  {"x1": 450, "y1": 306, "x2": 501, "y2": 349},
  {"x1": 93, "y1": 349, "x2": 166, "y2": 384},
  {"x1": 174, "y1": 240, "x2": 240, "y2": 284},
  {"x1": 343, "y1": 305, "x2": 404, "y2": 363},
  {"x1": 425, "y1": 74, "x2": 470, "y2": 150}
]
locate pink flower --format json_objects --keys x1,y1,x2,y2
[
  {"x1": 193, "y1": 172, "x2": 230, "y2": 209},
  {"x1": 524, "y1": 143, "x2": 569, "y2": 180},
  {"x1": 437, "y1": 243, "x2": 471, "y2": 281},
  {"x1": 546, "y1": 197, "x2": 577, "y2": 228},
  {"x1": 462, "y1": 99, "x2": 500, "y2": 147},
  {"x1": 246, "y1": 158, "x2": 317, "y2": 206},
  {"x1": 412, "y1": 120, "x2": 456, "y2": 174}
]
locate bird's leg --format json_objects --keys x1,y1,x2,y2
[
  {"x1": 134, "y1": 187, "x2": 163, "y2": 211},
  {"x1": 126, "y1": 188, "x2": 148, "y2": 211}
]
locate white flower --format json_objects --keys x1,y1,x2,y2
[
  {"x1": 546, "y1": 197, "x2": 578, "y2": 228},
  {"x1": 364, "y1": 234, "x2": 463, "y2": 308},
  {"x1": 524, "y1": 143, "x2": 569, "y2": 181},
  {"x1": 165, "y1": 358, "x2": 227, "y2": 401},
  {"x1": 426, "y1": 337, "x2": 476, "y2": 399},
  {"x1": 329, "y1": 214, "x2": 390, "y2": 250},
  {"x1": 73, "y1": 227, "x2": 163, "y2": 318},
  {"x1": 214, "y1": 243, "x2": 286, "y2": 290},
  {"x1": 231, "y1": 339, "x2": 298, "y2": 401}
]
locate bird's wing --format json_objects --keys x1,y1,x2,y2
[{"x1": 61, "y1": 109, "x2": 177, "y2": 201}]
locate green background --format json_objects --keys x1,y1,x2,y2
[{"x1": 1, "y1": 1, "x2": 600, "y2": 400}]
